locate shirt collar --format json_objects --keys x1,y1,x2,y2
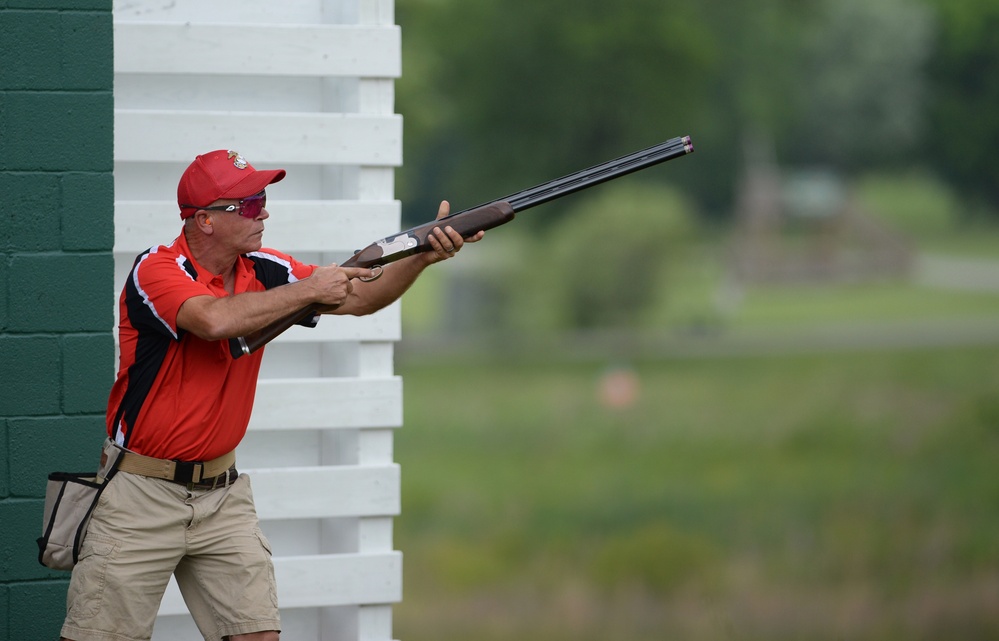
[{"x1": 175, "y1": 229, "x2": 255, "y2": 291}]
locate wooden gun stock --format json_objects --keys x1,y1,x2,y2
[{"x1": 230, "y1": 135, "x2": 694, "y2": 358}]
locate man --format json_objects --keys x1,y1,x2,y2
[{"x1": 60, "y1": 149, "x2": 479, "y2": 641}]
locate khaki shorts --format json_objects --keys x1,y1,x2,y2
[{"x1": 61, "y1": 463, "x2": 280, "y2": 641}]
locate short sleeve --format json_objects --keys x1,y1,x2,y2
[
  {"x1": 245, "y1": 248, "x2": 318, "y2": 289},
  {"x1": 126, "y1": 250, "x2": 212, "y2": 339},
  {"x1": 245, "y1": 249, "x2": 320, "y2": 328}
]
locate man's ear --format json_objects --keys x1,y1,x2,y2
[{"x1": 195, "y1": 211, "x2": 214, "y2": 233}]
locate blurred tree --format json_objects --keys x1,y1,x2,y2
[
  {"x1": 922, "y1": 0, "x2": 999, "y2": 215},
  {"x1": 782, "y1": 0, "x2": 933, "y2": 170},
  {"x1": 396, "y1": 0, "x2": 973, "y2": 225},
  {"x1": 396, "y1": 0, "x2": 719, "y2": 221},
  {"x1": 527, "y1": 182, "x2": 697, "y2": 329}
]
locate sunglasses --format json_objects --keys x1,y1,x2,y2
[{"x1": 184, "y1": 192, "x2": 267, "y2": 219}]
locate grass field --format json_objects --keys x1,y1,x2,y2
[{"x1": 393, "y1": 344, "x2": 999, "y2": 640}]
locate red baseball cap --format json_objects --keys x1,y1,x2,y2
[{"x1": 177, "y1": 149, "x2": 286, "y2": 219}]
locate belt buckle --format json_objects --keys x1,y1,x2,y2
[
  {"x1": 173, "y1": 459, "x2": 203, "y2": 487},
  {"x1": 189, "y1": 468, "x2": 229, "y2": 491}
]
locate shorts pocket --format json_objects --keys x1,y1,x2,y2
[
  {"x1": 253, "y1": 527, "x2": 273, "y2": 557},
  {"x1": 252, "y1": 528, "x2": 279, "y2": 608},
  {"x1": 67, "y1": 533, "x2": 120, "y2": 620}
]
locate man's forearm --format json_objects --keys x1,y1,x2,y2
[
  {"x1": 178, "y1": 279, "x2": 321, "y2": 341},
  {"x1": 332, "y1": 252, "x2": 432, "y2": 317}
]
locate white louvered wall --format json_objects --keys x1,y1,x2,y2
[{"x1": 112, "y1": 1, "x2": 403, "y2": 639}]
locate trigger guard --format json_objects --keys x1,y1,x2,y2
[{"x1": 359, "y1": 265, "x2": 384, "y2": 283}]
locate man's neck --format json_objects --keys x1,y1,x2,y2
[{"x1": 183, "y1": 225, "x2": 239, "y2": 280}]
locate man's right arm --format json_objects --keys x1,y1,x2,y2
[{"x1": 176, "y1": 265, "x2": 373, "y2": 341}]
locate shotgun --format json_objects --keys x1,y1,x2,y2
[{"x1": 230, "y1": 135, "x2": 694, "y2": 358}]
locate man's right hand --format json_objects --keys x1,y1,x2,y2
[{"x1": 306, "y1": 264, "x2": 376, "y2": 309}]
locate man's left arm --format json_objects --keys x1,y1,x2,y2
[{"x1": 328, "y1": 200, "x2": 484, "y2": 316}]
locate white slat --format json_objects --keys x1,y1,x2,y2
[
  {"x1": 236, "y1": 429, "x2": 399, "y2": 469},
  {"x1": 247, "y1": 465, "x2": 400, "y2": 520},
  {"x1": 115, "y1": 110, "x2": 403, "y2": 165},
  {"x1": 358, "y1": 605, "x2": 395, "y2": 641},
  {"x1": 157, "y1": 552, "x2": 402, "y2": 615},
  {"x1": 114, "y1": 200, "x2": 400, "y2": 253},
  {"x1": 114, "y1": 24, "x2": 401, "y2": 77},
  {"x1": 114, "y1": 74, "x2": 340, "y2": 113},
  {"x1": 249, "y1": 378, "x2": 402, "y2": 430},
  {"x1": 360, "y1": 0, "x2": 395, "y2": 24},
  {"x1": 274, "y1": 309, "x2": 400, "y2": 344},
  {"x1": 281, "y1": 553, "x2": 402, "y2": 608},
  {"x1": 114, "y1": 0, "x2": 325, "y2": 24}
]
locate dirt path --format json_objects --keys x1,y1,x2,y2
[{"x1": 916, "y1": 254, "x2": 999, "y2": 293}]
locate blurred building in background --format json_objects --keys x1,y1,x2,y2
[{"x1": 730, "y1": 136, "x2": 914, "y2": 286}]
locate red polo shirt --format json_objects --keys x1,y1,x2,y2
[{"x1": 106, "y1": 231, "x2": 318, "y2": 461}]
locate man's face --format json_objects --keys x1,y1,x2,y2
[{"x1": 208, "y1": 191, "x2": 269, "y2": 254}]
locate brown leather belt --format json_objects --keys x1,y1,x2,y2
[{"x1": 114, "y1": 448, "x2": 237, "y2": 488}]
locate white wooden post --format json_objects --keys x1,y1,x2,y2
[{"x1": 112, "y1": 1, "x2": 403, "y2": 639}]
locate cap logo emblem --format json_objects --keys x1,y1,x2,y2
[{"x1": 227, "y1": 150, "x2": 248, "y2": 170}]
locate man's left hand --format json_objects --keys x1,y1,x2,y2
[{"x1": 424, "y1": 200, "x2": 484, "y2": 264}]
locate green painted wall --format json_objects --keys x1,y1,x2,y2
[{"x1": 0, "y1": 2, "x2": 114, "y2": 638}]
